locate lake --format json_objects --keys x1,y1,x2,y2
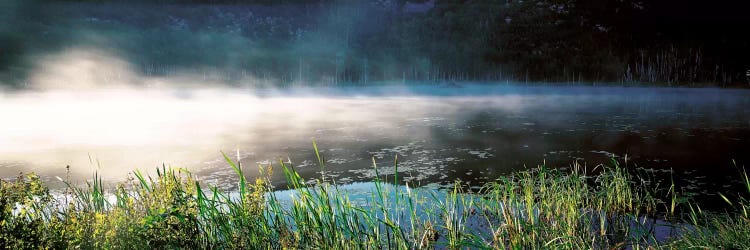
[{"x1": 2, "y1": 84, "x2": 749, "y2": 205}]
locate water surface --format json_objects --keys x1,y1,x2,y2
[{"x1": 2, "y1": 84, "x2": 749, "y2": 203}]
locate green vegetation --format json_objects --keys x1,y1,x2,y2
[
  {"x1": 669, "y1": 164, "x2": 750, "y2": 249},
  {"x1": 2, "y1": 0, "x2": 748, "y2": 87},
  {"x1": 1, "y1": 149, "x2": 749, "y2": 248}
]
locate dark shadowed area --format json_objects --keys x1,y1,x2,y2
[{"x1": 2, "y1": 0, "x2": 750, "y2": 87}]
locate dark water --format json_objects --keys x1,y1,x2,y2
[
  {"x1": 222, "y1": 85, "x2": 750, "y2": 206},
  {"x1": 2, "y1": 84, "x2": 749, "y2": 206}
]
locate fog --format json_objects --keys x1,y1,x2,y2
[
  {"x1": 1, "y1": 1, "x2": 441, "y2": 87},
  {"x1": 2, "y1": 47, "x2": 750, "y2": 192},
  {"x1": 0, "y1": 48, "x2": 491, "y2": 182},
  {"x1": 1, "y1": 51, "x2": 316, "y2": 170}
]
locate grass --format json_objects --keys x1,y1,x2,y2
[
  {"x1": 667, "y1": 162, "x2": 750, "y2": 249},
  {"x1": 1, "y1": 147, "x2": 749, "y2": 249}
]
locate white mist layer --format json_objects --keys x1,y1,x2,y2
[
  {"x1": 0, "y1": 87, "x2": 534, "y2": 180},
  {"x1": 6, "y1": 48, "x2": 746, "y2": 183},
  {"x1": 0, "y1": 48, "x2": 527, "y2": 180},
  {"x1": 0, "y1": 89, "x2": 457, "y2": 177}
]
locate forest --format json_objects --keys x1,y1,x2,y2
[{"x1": 1, "y1": 0, "x2": 749, "y2": 87}]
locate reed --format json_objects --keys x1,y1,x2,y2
[{"x1": 1, "y1": 146, "x2": 748, "y2": 249}]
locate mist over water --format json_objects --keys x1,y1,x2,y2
[{"x1": 1, "y1": 48, "x2": 750, "y2": 195}]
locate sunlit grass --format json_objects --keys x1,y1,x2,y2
[{"x1": 1, "y1": 146, "x2": 748, "y2": 249}]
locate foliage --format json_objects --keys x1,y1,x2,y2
[
  {"x1": 1, "y1": 149, "x2": 749, "y2": 248},
  {"x1": 667, "y1": 165, "x2": 750, "y2": 249},
  {"x1": 0, "y1": 173, "x2": 51, "y2": 249},
  {"x1": 2, "y1": 0, "x2": 749, "y2": 87}
]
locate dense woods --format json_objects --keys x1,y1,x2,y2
[{"x1": 1, "y1": 0, "x2": 749, "y2": 87}]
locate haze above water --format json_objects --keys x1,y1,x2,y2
[
  {"x1": 1, "y1": 50, "x2": 750, "y2": 194},
  {"x1": 3, "y1": 83, "x2": 750, "y2": 193}
]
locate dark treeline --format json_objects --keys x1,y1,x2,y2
[
  {"x1": 44, "y1": 0, "x2": 334, "y2": 3},
  {"x1": 1, "y1": 0, "x2": 749, "y2": 87}
]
